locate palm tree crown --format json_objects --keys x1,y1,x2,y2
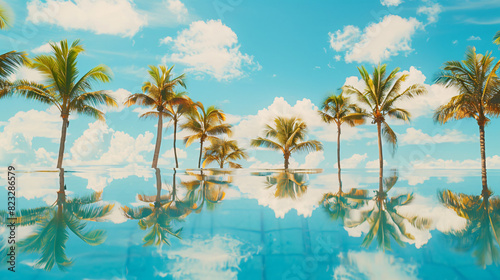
[
  {"x1": 15, "y1": 39, "x2": 116, "y2": 168},
  {"x1": 203, "y1": 138, "x2": 248, "y2": 168},
  {"x1": 251, "y1": 116, "x2": 323, "y2": 169},
  {"x1": 181, "y1": 102, "x2": 232, "y2": 168},
  {"x1": 124, "y1": 65, "x2": 187, "y2": 168}
]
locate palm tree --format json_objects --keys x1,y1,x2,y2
[
  {"x1": 163, "y1": 92, "x2": 194, "y2": 168},
  {"x1": 493, "y1": 31, "x2": 500, "y2": 45},
  {"x1": 15, "y1": 40, "x2": 116, "y2": 168},
  {"x1": 434, "y1": 47, "x2": 500, "y2": 190},
  {"x1": 319, "y1": 93, "x2": 366, "y2": 189},
  {"x1": 15, "y1": 169, "x2": 113, "y2": 270},
  {"x1": 125, "y1": 65, "x2": 187, "y2": 168},
  {"x1": 0, "y1": 1, "x2": 11, "y2": 29},
  {"x1": 345, "y1": 173, "x2": 431, "y2": 251},
  {"x1": 251, "y1": 116, "x2": 323, "y2": 169},
  {"x1": 439, "y1": 188, "x2": 500, "y2": 268},
  {"x1": 263, "y1": 171, "x2": 309, "y2": 199},
  {"x1": 180, "y1": 170, "x2": 230, "y2": 211},
  {"x1": 122, "y1": 168, "x2": 187, "y2": 246},
  {"x1": 342, "y1": 65, "x2": 426, "y2": 191},
  {"x1": 181, "y1": 103, "x2": 232, "y2": 168},
  {"x1": 203, "y1": 138, "x2": 248, "y2": 168}
]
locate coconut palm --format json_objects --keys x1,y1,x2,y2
[
  {"x1": 342, "y1": 65, "x2": 426, "y2": 191},
  {"x1": 122, "y1": 168, "x2": 188, "y2": 246},
  {"x1": 14, "y1": 169, "x2": 113, "y2": 270},
  {"x1": 439, "y1": 188, "x2": 500, "y2": 268},
  {"x1": 251, "y1": 116, "x2": 323, "y2": 169},
  {"x1": 181, "y1": 103, "x2": 232, "y2": 168},
  {"x1": 15, "y1": 40, "x2": 116, "y2": 168},
  {"x1": 124, "y1": 65, "x2": 187, "y2": 168},
  {"x1": 434, "y1": 47, "x2": 500, "y2": 190},
  {"x1": 493, "y1": 31, "x2": 500, "y2": 45},
  {"x1": 319, "y1": 93, "x2": 366, "y2": 189},
  {"x1": 345, "y1": 173, "x2": 431, "y2": 251},
  {"x1": 203, "y1": 138, "x2": 248, "y2": 168},
  {"x1": 163, "y1": 93, "x2": 194, "y2": 168},
  {"x1": 321, "y1": 188, "x2": 369, "y2": 224}
]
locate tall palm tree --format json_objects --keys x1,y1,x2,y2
[
  {"x1": 319, "y1": 93, "x2": 366, "y2": 189},
  {"x1": 251, "y1": 116, "x2": 323, "y2": 169},
  {"x1": 122, "y1": 168, "x2": 187, "y2": 246},
  {"x1": 125, "y1": 65, "x2": 187, "y2": 168},
  {"x1": 203, "y1": 138, "x2": 248, "y2": 168},
  {"x1": 15, "y1": 40, "x2": 116, "y2": 168},
  {"x1": 493, "y1": 31, "x2": 500, "y2": 45},
  {"x1": 163, "y1": 92, "x2": 194, "y2": 168},
  {"x1": 439, "y1": 188, "x2": 500, "y2": 268},
  {"x1": 342, "y1": 65, "x2": 426, "y2": 191},
  {"x1": 181, "y1": 103, "x2": 232, "y2": 168},
  {"x1": 15, "y1": 169, "x2": 113, "y2": 270},
  {"x1": 434, "y1": 47, "x2": 500, "y2": 190}
]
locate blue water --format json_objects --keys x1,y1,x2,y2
[{"x1": 1, "y1": 168, "x2": 500, "y2": 279}]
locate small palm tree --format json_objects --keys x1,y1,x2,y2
[
  {"x1": 203, "y1": 138, "x2": 248, "y2": 168},
  {"x1": 15, "y1": 40, "x2": 116, "y2": 168},
  {"x1": 342, "y1": 64, "x2": 426, "y2": 191},
  {"x1": 125, "y1": 65, "x2": 187, "y2": 168},
  {"x1": 251, "y1": 116, "x2": 323, "y2": 169},
  {"x1": 164, "y1": 92, "x2": 194, "y2": 168},
  {"x1": 434, "y1": 47, "x2": 500, "y2": 190},
  {"x1": 181, "y1": 103, "x2": 232, "y2": 168},
  {"x1": 439, "y1": 188, "x2": 500, "y2": 268},
  {"x1": 319, "y1": 93, "x2": 366, "y2": 189},
  {"x1": 14, "y1": 169, "x2": 113, "y2": 270}
]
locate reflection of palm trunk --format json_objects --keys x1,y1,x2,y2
[
  {"x1": 155, "y1": 168, "x2": 161, "y2": 207},
  {"x1": 58, "y1": 168, "x2": 66, "y2": 204},
  {"x1": 173, "y1": 119, "x2": 179, "y2": 168},
  {"x1": 337, "y1": 124, "x2": 342, "y2": 191},
  {"x1": 57, "y1": 116, "x2": 69, "y2": 169},
  {"x1": 152, "y1": 113, "x2": 163, "y2": 168},
  {"x1": 479, "y1": 124, "x2": 488, "y2": 190},
  {"x1": 377, "y1": 121, "x2": 383, "y2": 192}
]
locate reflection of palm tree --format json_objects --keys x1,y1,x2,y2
[
  {"x1": 346, "y1": 173, "x2": 429, "y2": 251},
  {"x1": 321, "y1": 188, "x2": 369, "y2": 224},
  {"x1": 180, "y1": 170, "x2": 230, "y2": 211},
  {"x1": 439, "y1": 187, "x2": 500, "y2": 268},
  {"x1": 122, "y1": 168, "x2": 187, "y2": 246},
  {"x1": 14, "y1": 169, "x2": 113, "y2": 271},
  {"x1": 262, "y1": 171, "x2": 308, "y2": 199}
]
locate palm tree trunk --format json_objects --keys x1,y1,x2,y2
[
  {"x1": 198, "y1": 139, "x2": 204, "y2": 169},
  {"x1": 56, "y1": 116, "x2": 69, "y2": 169},
  {"x1": 377, "y1": 121, "x2": 383, "y2": 192},
  {"x1": 155, "y1": 168, "x2": 161, "y2": 207},
  {"x1": 173, "y1": 119, "x2": 179, "y2": 169},
  {"x1": 57, "y1": 168, "x2": 65, "y2": 203},
  {"x1": 337, "y1": 124, "x2": 342, "y2": 191},
  {"x1": 152, "y1": 114, "x2": 163, "y2": 168},
  {"x1": 220, "y1": 160, "x2": 224, "y2": 169},
  {"x1": 479, "y1": 124, "x2": 488, "y2": 190}
]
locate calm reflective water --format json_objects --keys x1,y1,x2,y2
[{"x1": 1, "y1": 168, "x2": 500, "y2": 279}]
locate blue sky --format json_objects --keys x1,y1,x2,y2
[{"x1": 1, "y1": 0, "x2": 500, "y2": 171}]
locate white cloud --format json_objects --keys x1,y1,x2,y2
[
  {"x1": 365, "y1": 159, "x2": 387, "y2": 169},
  {"x1": 147, "y1": 0, "x2": 191, "y2": 26},
  {"x1": 400, "y1": 127, "x2": 475, "y2": 145},
  {"x1": 300, "y1": 151, "x2": 324, "y2": 169},
  {"x1": 8, "y1": 65, "x2": 44, "y2": 83},
  {"x1": 411, "y1": 155, "x2": 500, "y2": 169},
  {"x1": 161, "y1": 20, "x2": 259, "y2": 81},
  {"x1": 335, "y1": 153, "x2": 368, "y2": 169},
  {"x1": 161, "y1": 147, "x2": 187, "y2": 159},
  {"x1": 417, "y1": 3, "x2": 442, "y2": 24},
  {"x1": 329, "y1": 15, "x2": 422, "y2": 63},
  {"x1": 31, "y1": 42, "x2": 52, "y2": 53},
  {"x1": 467, "y1": 35, "x2": 481, "y2": 41},
  {"x1": 100, "y1": 88, "x2": 132, "y2": 113},
  {"x1": 452, "y1": 40, "x2": 458, "y2": 44},
  {"x1": 381, "y1": 0, "x2": 403, "y2": 7},
  {"x1": 27, "y1": 0, "x2": 147, "y2": 37}
]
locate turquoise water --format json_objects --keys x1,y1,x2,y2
[{"x1": 1, "y1": 168, "x2": 500, "y2": 279}]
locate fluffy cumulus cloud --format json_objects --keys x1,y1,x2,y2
[
  {"x1": 400, "y1": 128, "x2": 476, "y2": 145},
  {"x1": 31, "y1": 42, "x2": 52, "y2": 54},
  {"x1": 66, "y1": 121, "x2": 155, "y2": 166},
  {"x1": 365, "y1": 159, "x2": 388, "y2": 169},
  {"x1": 343, "y1": 66, "x2": 460, "y2": 119},
  {"x1": 417, "y1": 3, "x2": 442, "y2": 24},
  {"x1": 329, "y1": 15, "x2": 422, "y2": 63},
  {"x1": 381, "y1": 0, "x2": 403, "y2": 7},
  {"x1": 411, "y1": 155, "x2": 500, "y2": 169},
  {"x1": 335, "y1": 153, "x2": 368, "y2": 169},
  {"x1": 26, "y1": 0, "x2": 147, "y2": 37},
  {"x1": 161, "y1": 20, "x2": 259, "y2": 81},
  {"x1": 147, "y1": 0, "x2": 191, "y2": 26}
]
